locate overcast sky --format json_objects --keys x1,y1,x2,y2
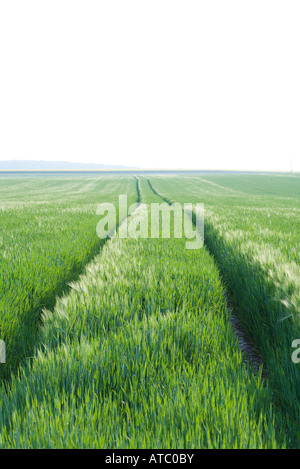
[{"x1": 0, "y1": 1, "x2": 299, "y2": 171}]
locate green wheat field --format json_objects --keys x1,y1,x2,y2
[{"x1": 0, "y1": 171, "x2": 299, "y2": 448}]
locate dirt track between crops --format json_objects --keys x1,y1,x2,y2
[{"x1": 229, "y1": 305, "x2": 267, "y2": 380}]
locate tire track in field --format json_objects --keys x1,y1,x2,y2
[
  {"x1": 134, "y1": 176, "x2": 141, "y2": 204},
  {"x1": 145, "y1": 177, "x2": 265, "y2": 378},
  {"x1": 1, "y1": 176, "x2": 141, "y2": 382}
]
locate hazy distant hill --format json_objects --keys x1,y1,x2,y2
[{"x1": 0, "y1": 160, "x2": 136, "y2": 170}]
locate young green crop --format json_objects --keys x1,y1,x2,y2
[
  {"x1": 149, "y1": 173, "x2": 300, "y2": 446},
  {"x1": 0, "y1": 175, "x2": 137, "y2": 379},
  {"x1": 1, "y1": 172, "x2": 297, "y2": 448},
  {"x1": 0, "y1": 196, "x2": 285, "y2": 448}
]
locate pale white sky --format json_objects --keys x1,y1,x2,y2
[{"x1": 0, "y1": 1, "x2": 299, "y2": 171}]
